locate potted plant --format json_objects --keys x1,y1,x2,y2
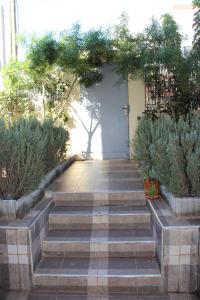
[{"x1": 144, "y1": 177, "x2": 160, "y2": 199}]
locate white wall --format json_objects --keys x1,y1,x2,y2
[{"x1": 68, "y1": 97, "x2": 103, "y2": 159}]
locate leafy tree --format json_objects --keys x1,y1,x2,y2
[
  {"x1": 112, "y1": 12, "x2": 142, "y2": 79},
  {"x1": 26, "y1": 34, "x2": 67, "y2": 121},
  {"x1": 1, "y1": 16, "x2": 198, "y2": 123},
  {"x1": 26, "y1": 25, "x2": 113, "y2": 122},
  {"x1": 193, "y1": 0, "x2": 200, "y2": 48},
  {"x1": 139, "y1": 14, "x2": 194, "y2": 118},
  {"x1": 190, "y1": 0, "x2": 200, "y2": 100},
  {"x1": 114, "y1": 13, "x2": 199, "y2": 119},
  {"x1": 0, "y1": 60, "x2": 35, "y2": 121}
]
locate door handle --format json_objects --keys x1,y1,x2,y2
[{"x1": 121, "y1": 104, "x2": 129, "y2": 115}]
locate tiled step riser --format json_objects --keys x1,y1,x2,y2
[
  {"x1": 49, "y1": 224, "x2": 151, "y2": 230},
  {"x1": 49, "y1": 215, "x2": 151, "y2": 230},
  {"x1": 47, "y1": 192, "x2": 146, "y2": 207},
  {"x1": 31, "y1": 286, "x2": 162, "y2": 297},
  {"x1": 42, "y1": 242, "x2": 156, "y2": 258},
  {"x1": 33, "y1": 276, "x2": 161, "y2": 296},
  {"x1": 54, "y1": 199, "x2": 146, "y2": 207}
]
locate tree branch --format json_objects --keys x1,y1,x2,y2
[{"x1": 53, "y1": 75, "x2": 78, "y2": 123}]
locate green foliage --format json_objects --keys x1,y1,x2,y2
[
  {"x1": 0, "y1": 118, "x2": 45, "y2": 199},
  {"x1": 27, "y1": 25, "x2": 113, "y2": 84},
  {"x1": 133, "y1": 116, "x2": 154, "y2": 177},
  {"x1": 57, "y1": 25, "x2": 113, "y2": 86},
  {"x1": 27, "y1": 34, "x2": 59, "y2": 74},
  {"x1": 190, "y1": 0, "x2": 200, "y2": 100},
  {"x1": 140, "y1": 14, "x2": 193, "y2": 116},
  {"x1": 83, "y1": 29, "x2": 113, "y2": 67},
  {"x1": 42, "y1": 119, "x2": 69, "y2": 171},
  {"x1": 0, "y1": 118, "x2": 69, "y2": 200},
  {"x1": 193, "y1": 0, "x2": 200, "y2": 48},
  {"x1": 1, "y1": 16, "x2": 199, "y2": 124},
  {"x1": 149, "y1": 115, "x2": 173, "y2": 185},
  {"x1": 113, "y1": 13, "x2": 199, "y2": 118},
  {"x1": 0, "y1": 25, "x2": 113, "y2": 125},
  {"x1": 112, "y1": 12, "x2": 142, "y2": 79},
  {"x1": 133, "y1": 114, "x2": 200, "y2": 197},
  {"x1": 24, "y1": 25, "x2": 113, "y2": 121},
  {"x1": 168, "y1": 137, "x2": 189, "y2": 196},
  {"x1": 0, "y1": 61, "x2": 35, "y2": 120},
  {"x1": 149, "y1": 183, "x2": 156, "y2": 198}
]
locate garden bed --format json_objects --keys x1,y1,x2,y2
[
  {"x1": 133, "y1": 114, "x2": 200, "y2": 218},
  {"x1": 0, "y1": 155, "x2": 78, "y2": 219},
  {"x1": 161, "y1": 185, "x2": 200, "y2": 217}
]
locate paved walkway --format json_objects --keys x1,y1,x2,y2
[{"x1": 49, "y1": 160, "x2": 144, "y2": 193}]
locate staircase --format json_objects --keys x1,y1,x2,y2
[{"x1": 33, "y1": 161, "x2": 162, "y2": 297}]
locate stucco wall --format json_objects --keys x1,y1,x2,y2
[{"x1": 128, "y1": 78, "x2": 145, "y2": 157}]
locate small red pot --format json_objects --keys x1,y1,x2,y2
[{"x1": 144, "y1": 178, "x2": 160, "y2": 199}]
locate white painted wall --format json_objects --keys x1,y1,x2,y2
[{"x1": 69, "y1": 97, "x2": 103, "y2": 159}]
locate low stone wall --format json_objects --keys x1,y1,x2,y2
[
  {"x1": 148, "y1": 199, "x2": 199, "y2": 293},
  {"x1": 0, "y1": 155, "x2": 78, "y2": 219},
  {"x1": 0, "y1": 197, "x2": 54, "y2": 290},
  {"x1": 161, "y1": 185, "x2": 200, "y2": 217}
]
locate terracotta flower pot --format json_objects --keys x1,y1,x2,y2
[{"x1": 144, "y1": 178, "x2": 160, "y2": 199}]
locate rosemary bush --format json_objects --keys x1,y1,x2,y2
[
  {"x1": 0, "y1": 118, "x2": 68, "y2": 199},
  {"x1": 133, "y1": 113, "x2": 200, "y2": 197},
  {"x1": 42, "y1": 119, "x2": 69, "y2": 171}
]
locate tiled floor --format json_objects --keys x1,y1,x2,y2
[{"x1": 49, "y1": 160, "x2": 144, "y2": 193}]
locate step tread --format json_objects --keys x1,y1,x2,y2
[
  {"x1": 49, "y1": 206, "x2": 150, "y2": 216},
  {"x1": 49, "y1": 188, "x2": 145, "y2": 194},
  {"x1": 34, "y1": 257, "x2": 161, "y2": 277},
  {"x1": 20, "y1": 292, "x2": 197, "y2": 300},
  {"x1": 43, "y1": 229, "x2": 155, "y2": 243}
]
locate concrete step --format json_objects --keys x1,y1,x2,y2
[
  {"x1": 20, "y1": 292, "x2": 199, "y2": 300},
  {"x1": 42, "y1": 229, "x2": 156, "y2": 258},
  {"x1": 46, "y1": 190, "x2": 146, "y2": 207},
  {"x1": 2, "y1": 291, "x2": 198, "y2": 300},
  {"x1": 48, "y1": 206, "x2": 151, "y2": 230},
  {"x1": 33, "y1": 257, "x2": 161, "y2": 295}
]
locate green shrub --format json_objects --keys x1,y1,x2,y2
[
  {"x1": 0, "y1": 118, "x2": 69, "y2": 200},
  {"x1": 167, "y1": 136, "x2": 189, "y2": 196},
  {"x1": 42, "y1": 119, "x2": 69, "y2": 171},
  {"x1": 133, "y1": 113, "x2": 200, "y2": 197},
  {"x1": 133, "y1": 117, "x2": 154, "y2": 177}
]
